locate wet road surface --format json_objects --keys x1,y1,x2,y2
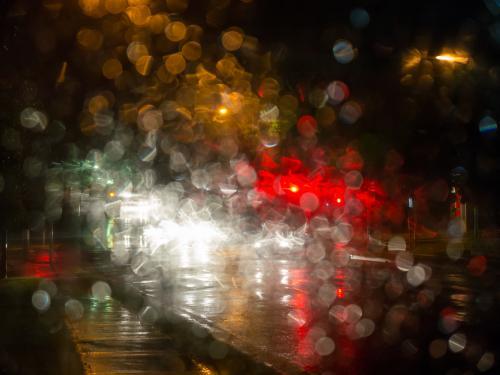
[
  {"x1": 2, "y1": 238, "x2": 500, "y2": 374},
  {"x1": 124, "y1": 238, "x2": 500, "y2": 374}
]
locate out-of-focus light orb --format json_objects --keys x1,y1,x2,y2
[
  {"x1": 165, "y1": 53, "x2": 186, "y2": 75},
  {"x1": 447, "y1": 218, "x2": 466, "y2": 239},
  {"x1": 65, "y1": 299, "x2": 84, "y2": 321},
  {"x1": 350, "y1": 8, "x2": 370, "y2": 29},
  {"x1": 32, "y1": 290, "x2": 51, "y2": 312},
  {"x1": 135, "y1": 55, "x2": 153, "y2": 76},
  {"x1": 331, "y1": 222, "x2": 353, "y2": 244},
  {"x1": 91, "y1": 281, "x2": 112, "y2": 302},
  {"x1": 39, "y1": 279, "x2": 58, "y2": 297},
  {"x1": 191, "y1": 169, "x2": 211, "y2": 190},
  {"x1": 259, "y1": 103, "x2": 279, "y2": 123},
  {"x1": 327, "y1": 81, "x2": 350, "y2": 105},
  {"x1": 315, "y1": 337, "x2": 335, "y2": 356},
  {"x1": 104, "y1": 0, "x2": 127, "y2": 14},
  {"x1": 339, "y1": 101, "x2": 362, "y2": 124},
  {"x1": 407, "y1": 265, "x2": 426, "y2": 286},
  {"x1": 331, "y1": 248, "x2": 350, "y2": 267},
  {"x1": 258, "y1": 77, "x2": 280, "y2": 99},
  {"x1": 88, "y1": 95, "x2": 109, "y2": 115},
  {"x1": 446, "y1": 239, "x2": 464, "y2": 260},
  {"x1": 306, "y1": 243, "x2": 325, "y2": 263},
  {"x1": 235, "y1": 162, "x2": 257, "y2": 187},
  {"x1": 448, "y1": 333, "x2": 467, "y2": 353},
  {"x1": 287, "y1": 309, "x2": 308, "y2": 327},
  {"x1": 260, "y1": 131, "x2": 280, "y2": 148},
  {"x1": 308, "y1": 88, "x2": 328, "y2": 108},
  {"x1": 344, "y1": 198, "x2": 364, "y2": 216},
  {"x1": 181, "y1": 41, "x2": 202, "y2": 61},
  {"x1": 166, "y1": 0, "x2": 189, "y2": 13},
  {"x1": 355, "y1": 318, "x2": 375, "y2": 338},
  {"x1": 316, "y1": 105, "x2": 336, "y2": 128},
  {"x1": 300, "y1": 192, "x2": 320, "y2": 212},
  {"x1": 139, "y1": 108, "x2": 163, "y2": 131},
  {"x1": 209, "y1": 341, "x2": 229, "y2": 360},
  {"x1": 345, "y1": 304, "x2": 363, "y2": 324},
  {"x1": 388, "y1": 236, "x2": 406, "y2": 251},
  {"x1": 318, "y1": 283, "x2": 337, "y2": 306},
  {"x1": 395, "y1": 252, "x2": 414, "y2": 272},
  {"x1": 314, "y1": 260, "x2": 335, "y2": 280},
  {"x1": 20, "y1": 107, "x2": 48, "y2": 131},
  {"x1": 104, "y1": 140, "x2": 125, "y2": 161},
  {"x1": 467, "y1": 255, "x2": 487, "y2": 276},
  {"x1": 125, "y1": 5, "x2": 151, "y2": 26},
  {"x1": 76, "y1": 28, "x2": 103, "y2": 51},
  {"x1": 479, "y1": 115, "x2": 498, "y2": 134},
  {"x1": 102, "y1": 58, "x2": 123, "y2": 79},
  {"x1": 344, "y1": 170, "x2": 363, "y2": 189},
  {"x1": 329, "y1": 305, "x2": 347, "y2": 323},
  {"x1": 477, "y1": 352, "x2": 495, "y2": 372},
  {"x1": 127, "y1": 41, "x2": 148, "y2": 63},
  {"x1": 165, "y1": 21, "x2": 187, "y2": 42},
  {"x1": 297, "y1": 115, "x2": 318, "y2": 138},
  {"x1": 429, "y1": 339, "x2": 448, "y2": 358},
  {"x1": 138, "y1": 145, "x2": 157, "y2": 163},
  {"x1": 332, "y1": 40, "x2": 355, "y2": 64},
  {"x1": 222, "y1": 30, "x2": 244, "y2": 51}
]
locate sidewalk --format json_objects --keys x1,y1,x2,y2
[{"x1": 1, "y1": 243, "x2": 278, "y2": 375}]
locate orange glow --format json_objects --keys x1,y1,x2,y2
[
  {"x1": 217, "y1": 106, "x2": 228, "y2": 115},
  {"x1": 336, "y1": 197, "x2": 342, "y2": 204},
  {"x1": 435, "y1": 54, "x2": 469, "y2": 64},
  {"x1": 289, "y1": 184, "x2": 299, "y2": 193},
  {"x1": 108, "y1": 191, "x2": 116, "y2": 198}
]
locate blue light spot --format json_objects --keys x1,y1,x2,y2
[
  {"x1": 479, "y1": 115, "x2": 498, "y2": 134},
  {"x1": 333, "y1": 40, "x2": 355, "y2": 64},
  {"x1": 350, "y1": 8, "x2": 370, "y2": 29}
]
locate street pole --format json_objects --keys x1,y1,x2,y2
[
  {"x1": 24, "y1": 228, "x2": 30, "y2": 253},
  {"x1": 0, "y1": 229, "x2": 6, "y2": 279},
  {"x1": 49, "y1": 223, "x2": 54, "y2": 267},
  {"x1": 473, "y1": 206, "x2": 479, "y2": 240},
  {"x1": 407, "y1": 193, "x2": 416, "y2": 252}
]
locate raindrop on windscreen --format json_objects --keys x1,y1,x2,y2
[{"x1": 32, "y1": 290, "x2": 51, "y2": 312}]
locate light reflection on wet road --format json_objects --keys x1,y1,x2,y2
[{"x1": 127, "y1": 240, "x2": 500, "y2": 374}]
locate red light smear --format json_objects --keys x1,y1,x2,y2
[
  {"x1": 259, "y1": 151, "x2": 279, "y2": 170},
  {"x1": 255, "y1": 156, "x2": 385, "y2": 221},
  {"x1": 336, "y1": 288, "x2": 345, "y2": 299},
  {"x1": 297, "y1": 115, "x2": 318, "y2": 138},
  {"x1": 467, "y1": 255, "x2": 487, "y2": 277},
  {"x1": 440, "y1": 307, "x2": 457, "y2": 319}
]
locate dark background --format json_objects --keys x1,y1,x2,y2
[{"x1": 1, "y1": 0, "x2": 500, "y2": 227}]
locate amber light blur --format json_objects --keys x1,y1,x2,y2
[
  {"x1": 289, "y1": 184, "x2": 299, "y2": 193},
  {"x1": 217, "y1": 106, "x2": 228, "y2": 115},
  {"x1": 435, "y1": 54, "x2": 469, "y2": 64}
]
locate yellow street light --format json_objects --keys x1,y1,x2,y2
[{"x1": 435, "y1": 54, "x2": 469, "y2": 64}]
